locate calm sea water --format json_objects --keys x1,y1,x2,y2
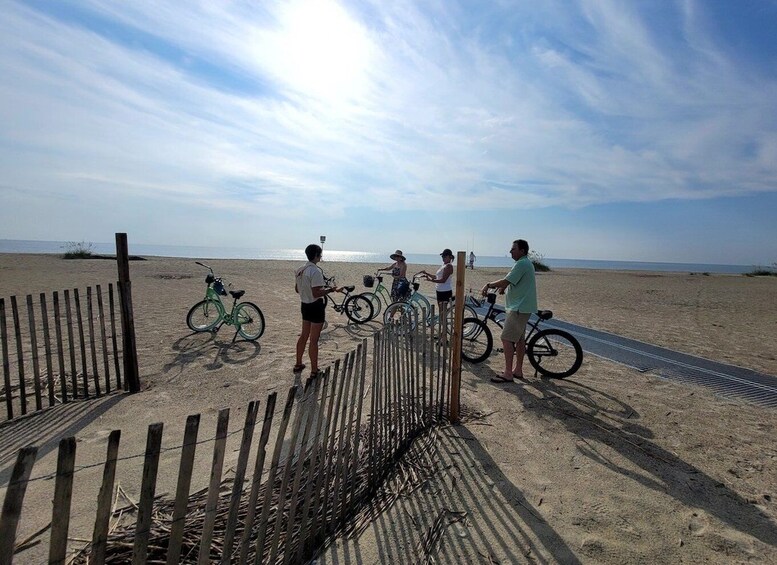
[{"x1": 0, "y1": 239, "x2": 754, "y2": 274}]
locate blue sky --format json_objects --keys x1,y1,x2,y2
[{"x1": 1, "y1": 0, "x2": 776, "y2": 264}]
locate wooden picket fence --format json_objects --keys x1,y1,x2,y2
[
  {"x1": 0, "y1": 284, "x2": 124, "y2": 422},
  {"x1": 0, "y1": 314, "x2": 452, "y2": 564}
]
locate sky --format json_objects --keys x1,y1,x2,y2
[{"x1": 1, "y1": 0, "x2": 776, "y2": 264}]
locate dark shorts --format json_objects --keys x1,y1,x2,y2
[
  {"x1": 436, "y1": 290, "x2": 453, "y2": 303},
  {"x1": 301, "y1": 299, "x2": 326, "y2": 324}
]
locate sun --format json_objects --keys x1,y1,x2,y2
[{"x1": 258, "y1": 0, "x2": 374, "y2": 101}]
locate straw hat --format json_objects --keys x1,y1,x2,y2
[{"x1": 390, "y1": 250, "x2": 406, "y2": 261}]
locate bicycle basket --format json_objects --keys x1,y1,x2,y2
[
  {"x1": 487, "y1": 293, "x2": 497, "y2": 304},
  {"x1": 205, "y1": 274, "x2": 215, "y2": 284},
  {"x1": 213, "y1": 280, "x2": 227, "y2": 296},
  {"x1": 363, "y1": 275, "x2": 375, "y2": 288},
  {"x1": 412, "y1": 282, "x2": 420, "y2": 291}
]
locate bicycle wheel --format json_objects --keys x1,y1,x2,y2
[
  {"x1": 460, "y1": 317, "x2": 492, "y2": 363},
  {"x1": 527, "y1": 329, "x2": 583, "y2": 378},
  {"x1": 344, "y1": 295, "x2": 374, "y2": 324},
  {"x1": 235, "y1": 302, "x2": 266, "y2": 340},
  {"x1": 360, "y1": 292, "x2": 382, "y2": 320},
  {"x1": 187, "y1": 299, "x2": 223, "y2": 332},
  {"x1": 383, "y1": 301, "x2": 417, "y2": 334},
  {"x1": 444, "y1": 304, "x2": 479, "y2": 336}
]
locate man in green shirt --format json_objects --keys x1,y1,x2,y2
[{"x1": 481, "y1": 239, "x2": 537, "y2": 383}]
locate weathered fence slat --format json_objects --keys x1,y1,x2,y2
[
  {"x1": 10, "y1": 296, "x2": 27, "y2": 415},
  {"x1": 347, "y1": 340, "x2": 369, "y2": 517},
  {"x1": 52, "y1": 292, "x2": 68, "y2": 403},
  {"x1": 0, "y1": 445, "x2": 38, "y2": 565},
  {"x1": 131, "y1": 422, "x2": 163, "y2": 565},
  {"x1": 26, "y1": 295, "x2": 43, "y2": 411},
  {"x1": 166, "y1": 414, "x2": 201, "y2": 565},
  {"x1": 39, "y1": 294, "x2": 56, "y2": 407},
  {"x1": 197, "y1": 408, "x2": 230, "y2": 565},
  {"x1": 108, "y1": 283, "x2": 121, "y2": 390},
  {"x1": 90, "y1": 430, "x2": 121, "y2": 565},
  {"x1": 1, "y1": 298, "x2": 12, "y2": 419},
  {"x1": 253, "y1": 386, "x2": 297, "y2": 565},
  {"x1": 63, "y1": 290, "x2": 78, "y2": 399},
  {"x1": 96, "y1": 285, "x2": 111, "y2": 393},
  {"x1": 294, "y1": 367, "x2": 331, "y2": 564},
  {"x1": 221, "y1": 400, "x2": 259, "y2": 564},
  {"x1": 86, "y1": 287, "x2": 101, "y2": 396},
  {"x1": 238, "y1": 393, "x2": 277, "y2": 565},
  {"x1": 267, "y1": 378, "x2": 313, "y2": 565},
  {"x1": 73, "y1": 289, "x2": 89, "y2": 399},
  {"x1": 337, "y1": 346, "x2": 362, "y2": 527},
  {"x1": 49, "y1": 438, "x2": 77, "y2": 565}
]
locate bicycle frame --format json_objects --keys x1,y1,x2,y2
[{"x1": 364, "y1": 273, "x2": 392, "y2": 307}]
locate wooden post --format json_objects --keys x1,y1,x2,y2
[
  {"x1": 166, "y1": 414, "x2": 201, "y2": 565},
  {"x1": 49, "y1": 438, "x2": 77, "y2": 565},
  {"x1": 64, "y1": 290, "x2": 78, "y2": 398},
  {"x1": 132, "y1": 423, "x2": 163, "y2": 565},
  {"x1": 10, "y1": 296, "x2": 27, "y2": 415},
  {"x1": 90, "y1": 430, "x2": 121, "y2": 565},
  {"x1": 116, "y1": 233, "x2": 140, "y2": 393},
  {"x1": 0, "y1": 299, "x2": 12, "y2": 419},
  {"x1": 73, "y1": 289, "x2": 89, "y2": 398},
  {"x1": 449, "y1": 251, "x2": 466, "y2": 423},
  {"x1": 197, "y1": 408, "x2": 230, "y2": 565},
  {"x1": 52, "y1": 292, "x2": 68, "y2": 403},
  {"x1": 39, "y1": 294, "x2": 56, "y2": 407},
  {"x1": 86, "y1": 287, "x2": 101, "y2": 397},
  {"x1": 0, "y1": 446, "x2": 38, "y2": 565},
  {"x1": 108, "y1": 283, "x2": 121, "y2": 390},
  {"x1": 26, "y1": 295, "x2": 43, "y2": 411},
  {"x1": 96, "y1": 286, "x2": 111, "y2": 393}
]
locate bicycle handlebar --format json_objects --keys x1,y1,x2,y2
[{"x1": 195, "y1": 261, "x2": 214, "y2": 274}]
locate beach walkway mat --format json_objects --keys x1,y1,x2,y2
[{"x1": 545, "y1": 318, "x2": 777, "y2": 408}]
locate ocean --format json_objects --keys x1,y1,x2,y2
[{"x1": 0, "y1": 239, "x2": 756, "y2": 274}]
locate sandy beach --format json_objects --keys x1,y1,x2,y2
[{"x1": 1, "y1": 253, "x2": 776, "y2": 563}]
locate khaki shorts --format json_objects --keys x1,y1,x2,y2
[{"x1": 501, "y1": 311, "x2": 530, "y2": 343}]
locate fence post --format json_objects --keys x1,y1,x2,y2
[
  {"x1": 449, "y1": 251, "x2": 466, "y2": 424},
  {"x1": 115, "y1": 233, "x2": 140, "y2": 393}
]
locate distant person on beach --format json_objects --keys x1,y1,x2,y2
[
  {"x1": 469, "y1": 251, "x2": 476, "y2": 270},
  {"x1": 420, "y1": 248, "x2": 455, "y2": 339},
  {"x1": 294, "y1": 244, "x2": 340, "y2": 376},
  {"x1": 481, "y1": 239, "x2": 537, "y2": 384},
  {"x1": 378, "y1": 250, "x2": 410, "y2": 301}
]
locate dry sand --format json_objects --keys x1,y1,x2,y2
[{"x1": 0, "y1": 253, "x2": 775, "y2": 563}]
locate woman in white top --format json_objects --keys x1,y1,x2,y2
[{"x1": 421, "y1": 249, "x2": 454, "y2": 340}]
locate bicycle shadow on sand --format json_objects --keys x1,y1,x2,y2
[
  {"x1": 508, "y1": 376, "x2": 777, "y2": 548},
  {"x1": 162, "y1": 331, "x2": 262, "y2": 378}
]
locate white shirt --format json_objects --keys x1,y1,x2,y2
[
  {"x1": 296, "y1": 262, "x2": 325, "y2": 304},
  {"x1": 436, "y1": 264, "x2": 453, "y2": 292}
]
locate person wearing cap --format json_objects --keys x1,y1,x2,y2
[
  {"x1": 481, "y1": 239, "x2": 537, "y2": 384},
  {"x1": 420, "y1": 249, "x2": 455, "y2": 340},
  {"x1": 378, "y1": 250, "x2": 410, "y2": 301},
  {"x1": 294, "y1": 243, "x2": 341, "y2": 376}
]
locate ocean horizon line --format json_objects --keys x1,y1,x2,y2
[{"x1": 0, "y1": 238, "x2": 759, "y2": 274}]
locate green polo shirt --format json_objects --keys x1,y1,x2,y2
[{"x1": 505, "y1": 255, "x2": 537, "y2": 313}]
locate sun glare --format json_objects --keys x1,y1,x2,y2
[{"x1": 261, "y1": 0, "x2": 373, "y2": 101}]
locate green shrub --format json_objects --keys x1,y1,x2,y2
[
  {"x1": 62, "y1": 241, "x2": 96, "y2": 259},
  {"x1": 530, "y1": 250, "x2": 550, "y2": 272},
  {"x1": 745, "y1": 263, "x2": 777, "y2": 277}
]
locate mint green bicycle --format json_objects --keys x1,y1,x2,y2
[
  {"x1": 186, "y1": 262, "x2": 265, "y2": 341},
  {"x1": 382, "y1": 272, "x2": 478, "y2": 333},
  {"x1": 359, "y1": 272, "x2": 393, "y2": 321}
]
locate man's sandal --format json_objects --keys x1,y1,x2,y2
[{"x1": 490, "y1": 375, "x2": 516, "y2": 384}]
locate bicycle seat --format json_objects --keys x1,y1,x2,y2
[
  {"x1": 537, "y1": 310, "x2": 553, "y2": 320},
  {"x1": 230, "y1": 290, "x2": 245, "y2": 299},
  {"x1": 344, "y1": 285, "x2": 355, "y2": 292}
]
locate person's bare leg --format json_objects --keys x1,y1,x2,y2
[
  {"x1": 439, "y1": 301, "x2": 448, "y2": 345},
  {"x1": 514, "y1": 337, "x2": 526, "y2": 377},
  {"x1": 309, "y1": 322, "x2": 324, "y2": 372},
  {"x1": 501, "y1": 339, "x2": 515, "y2": 380},
  {"x1": 296, "y1": 321, "x2": 311, "y2": 368}
]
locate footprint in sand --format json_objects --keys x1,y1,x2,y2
[{"x1": 688, "y1": 511, "x2": 708, "y2": 535}]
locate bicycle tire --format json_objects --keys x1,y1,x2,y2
[
  {"x1": 360, "y1": 292, "x2": 382, "y2": 320},
  {"x1": 187, "y1": 299, "x2": 223, "y2": 332},
  {"x1": 344, "y1": 295, "x2": 374, "y2": 324},
  {"x1": 460, "y1": 317, "x2": 492, "y2": 363},
  {"x1": 444, "y1": 304, "x2": 479, "y2": 336},
  {"x1": 235, "y1": 302, "x2": 266, "y2": 340},
  {"x1": 527, "y1": 329, "x2": 583, "y2": 378},
  {"x1": 383, "y1": 301, "x2": 417, "y2": 334}
]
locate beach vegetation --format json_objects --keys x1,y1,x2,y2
[
  {"x1": 745, "y1": 263, "x2": 777, "y2": 277},
  {"x1": 62, "y1": 240, "x2": 96, "y2": 259},
  {"x1": 530, "y1": 250, "x2": 550, "y2": 272}
]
